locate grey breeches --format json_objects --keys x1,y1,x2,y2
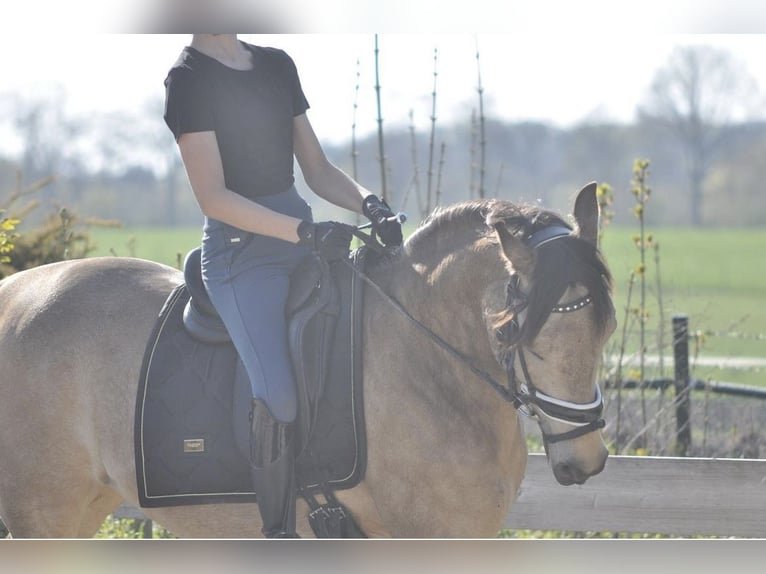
[{"x1": 200, "y1": 186, "x2": 312, "y2": 424}]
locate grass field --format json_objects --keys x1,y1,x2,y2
[
  {"x1": 599, "y1": 227, "x2": 766, "y2": 386},
  {"x1": 88, "y1": 224, "x2": 766, "y2": 385}
]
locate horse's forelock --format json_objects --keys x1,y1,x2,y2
[
  {"x1": 523, "y1": 237, "x2": 614, "y2": 344},
  {"x1": 483, "y1": 201, "x2": 613, "y2": 344}
]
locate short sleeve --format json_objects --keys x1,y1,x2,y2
[
  {"x1": 163, "y1": 68, "x2": 215, "y2": 141},
  {"x1": 281, "y1": 51, "x2": 310, "y2": 117}
]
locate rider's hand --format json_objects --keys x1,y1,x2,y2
[
  {"x1": 362, "y1": 195, "x2": 403, "y2": 247},
  {"x1": 297, "y1": 220, "x2": 354, "y2": 261}
]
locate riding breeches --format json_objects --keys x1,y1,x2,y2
[{"x1": 200, "y1": 186, "x2": 312, "y2": 424}]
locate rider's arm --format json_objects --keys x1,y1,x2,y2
[
  {"x1": 293, "y1": 113, "x2": 372, "y2": 214},
  {"x1": 177, "y1": 130, "x2": 302, "y2": 243}
]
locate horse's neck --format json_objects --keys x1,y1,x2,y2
[
  {"x1": 363, "y1": 238, "x2": 522, "y2": 480},
  {"x1": 370, "y1": 235, "x2": 511, "y2": 409},
  {"x1": 394, "y1": 232, "x2": 506, "y2": 319}
]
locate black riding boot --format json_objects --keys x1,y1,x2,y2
[{"x1": 249, "y1": 399, "x2": 299, "y2": 538}]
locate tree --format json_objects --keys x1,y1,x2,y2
[
  {"x1": 1, "y1": 84, "x2": 85, "y2": 181},
  {"x1": 639, "y1": 44, "x2": 761, "y2": 226},
  {"x1": 90, "y1": 98, "x2": 185, "y2": 226},
  {"x1": 704, "y1": 127, "x2": 766, "y2": 225}
]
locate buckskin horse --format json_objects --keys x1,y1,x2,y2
[{"x1": 0, "y1": 183, "x2": 614, "y2": 538}]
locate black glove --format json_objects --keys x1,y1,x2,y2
[
  {"x1": 362, "y1": 195, "x2": 403, "y2": 247},
  {"x1": 297, "y1": 220, "x2": 354, "y2": 261}
]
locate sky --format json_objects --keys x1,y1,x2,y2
[
  {"x1": 2, "y1": 0, "x2": 766, "y2": 168},
  {"x1": 2, "y1": 33, "x2": 765, "y2": 159}
]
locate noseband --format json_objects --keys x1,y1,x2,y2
[{"x1": 499, "y1": 226, "x2": 605, "y2": 444}]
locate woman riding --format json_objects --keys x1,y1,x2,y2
[{"x1": 163, "y1": 34, "x2": 402, "y2": 538}]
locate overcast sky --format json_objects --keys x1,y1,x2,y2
[{"x1": 1, "y1": 33, "x2": 765, "y2": 157}]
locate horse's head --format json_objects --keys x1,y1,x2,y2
[{"x1": 485, "y1": 183, "x2": 615, "y2": 485}]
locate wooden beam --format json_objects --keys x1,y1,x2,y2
[
  {"x1": 505, "y1": 453, "x2": 766, "y2": 537},
  {"x1": 113, "y1": 454, "x2": 766, "y2": 537}
]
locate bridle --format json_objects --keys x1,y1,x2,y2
[
  {"x1": 501, "y1": 271, "x2": 605, "y2": 445},
  {"x1": 347, "y1": 223, "x2": 606, "y2": 445}
]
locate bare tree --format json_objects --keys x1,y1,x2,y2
[
  {"x1": 639, "y1": 44, "x2": 761, "y2": 226},
  {"x1": 1, "y1": 85, "x2": 85, "y2": 181},
  {"x1": 89, "y1": 99, "x2": 184, "y2": 225}
]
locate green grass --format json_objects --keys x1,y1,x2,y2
[
  {"x1": 599, "y1": 227, "x2": 766, "y2": 386},
  {"x1": 88, "y1": 226, "x2": 203, "y2": 269},
  {"x1": 87, "y1": 224, "x2": 766, "y2": 384}
]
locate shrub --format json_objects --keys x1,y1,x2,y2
[{"x1": 0, "y1": 174, "x2": 120, "y2": 278}]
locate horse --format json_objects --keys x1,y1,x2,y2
[{"x1": 0, "y1": 183, "x2": 614, "y2": 538}]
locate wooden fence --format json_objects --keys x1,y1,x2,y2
[
  {"x1": 106, "y1": 452, "x2": 766, "y2": 538},
  {"x1": 505, "y1": 452, "x2": 766, "y2": 537}
]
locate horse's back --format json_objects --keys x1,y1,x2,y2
[{"x1": 0, "y1": 257, "x2": 181, "y2": 537}]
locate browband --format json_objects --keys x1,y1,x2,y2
[{"x1": 525, "y1": 225, "x2": 571, "y2": 248}]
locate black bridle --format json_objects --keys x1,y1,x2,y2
[
  {"x1": 501, "y1": 273, "x2": 605, "y2": 444},
  {"x1": 347, "y1": 223, "x2": 606, "y2": 445}
]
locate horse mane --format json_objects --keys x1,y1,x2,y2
[
  {"x1": 405, "y1": 199, "x2": 614, "y2": 343},
  {"x1": 405, "y1": 200, "x2": 496, "y2": 253}
]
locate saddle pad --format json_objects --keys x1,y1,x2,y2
[{"x1": 134, "y1": 255, "x2": 366, "y2": 508}]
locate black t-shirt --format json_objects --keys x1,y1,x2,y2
[{"x1": 163, "y1": 42, "x2": 310, "y2": 199}]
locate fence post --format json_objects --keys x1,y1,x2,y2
[{"x1": 672, "y1": 315, "x2": 691, "y2": 456}]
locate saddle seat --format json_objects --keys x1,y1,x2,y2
[{"x1": 182, "y1": 247, "x2": 324, "y2": 345}]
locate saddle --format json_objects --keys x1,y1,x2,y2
[
  {"x1": 181, "y1": 247, "x2": 340, "y2": 450},
  {"x1": 135, "y1": 247, "x2": 370, "y2": 537}
]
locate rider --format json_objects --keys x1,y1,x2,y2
[{"x1": 163, "y1": 34, "x2": 402, "y2": 537}]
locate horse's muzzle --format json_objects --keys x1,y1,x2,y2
[{"x1": 552, "y1": 450, "x2": 608, "y2": 486}]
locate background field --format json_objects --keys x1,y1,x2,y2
[
  {"x1": 88, "y1": 224, "x2": 766, "y2": 386},
  {"x1": 600, "y1": 227, "x2": 765, "y2": 386}
]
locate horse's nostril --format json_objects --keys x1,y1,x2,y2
[{"x1": 553, "y1": 463, "x2": 587, "y2": 486}]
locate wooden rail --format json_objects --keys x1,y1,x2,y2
[
  {"x1": 505, "y1": 453, "x2": 766, "y2": 537},
  {"x1": 108, "y1": 453, "x2": 766, "y2": 538}
]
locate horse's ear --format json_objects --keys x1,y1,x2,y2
[
  {"x1": 491, "y1": 222, "x2": 535, "y2": 275},
  {"x1": 573, "y1": 182, "x2": 600, "y2": 247}
]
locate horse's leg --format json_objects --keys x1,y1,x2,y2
[
  {"x1": 75, "y1": 488, "x2": 125, "y2": 537},
  {"x1": 335, "y1": 482, "x2": 392, "y2": 537},
  {"x1": 0, "y1": 349, "x2": 119, "y2": 537},
  {"x1": 0, "y1": 456, "x2": 113, "y2": 538}
]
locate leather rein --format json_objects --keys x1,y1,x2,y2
[{"x1": 346, "y1": 224, "x2": 605, "y2": 445}]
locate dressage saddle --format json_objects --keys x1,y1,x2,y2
[
  {"x1": 181, "y1": 246, "x2": 340, "y2": 452},
  {"x1": 136, "y1": 246, "x2": 368, "y2": 537}
]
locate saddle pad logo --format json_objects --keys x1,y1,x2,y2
[{"x1": 183, "y1": 438, "x2": 206, "y2": 453}]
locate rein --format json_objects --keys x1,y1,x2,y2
[{"x1": 346, "y1": 225, "x2": 605, "y2": 445}]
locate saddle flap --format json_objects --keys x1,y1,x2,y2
[
  {"x1": 289, "y1": 257, "x2": 342, "y2": 451},
  {"x1": 286, "y1": 254, "x2": 324, "y2": 316}
]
